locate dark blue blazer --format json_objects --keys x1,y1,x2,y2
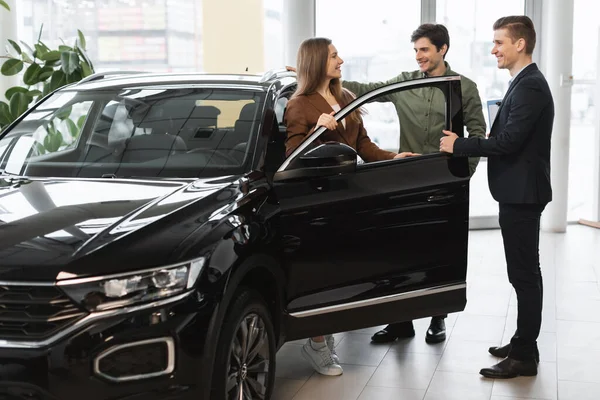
[{"x1": 453, "y1": 63, "x2": 554, "y2": 204}]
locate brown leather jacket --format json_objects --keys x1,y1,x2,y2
[{"x1": 283, "y1": 92, "x2": 396, "y2": 162}]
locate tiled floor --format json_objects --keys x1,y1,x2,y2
[{"x1": 273, "y1": 224, "x2": 600, "y2": 400}]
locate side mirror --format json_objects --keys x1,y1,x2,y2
[{"x1": 274, "y1": 142, "x2": 357, "y2": 182}]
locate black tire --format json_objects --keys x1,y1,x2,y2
[{"x1": 211, "y1": 288, "x2": 276, "y2": 400}]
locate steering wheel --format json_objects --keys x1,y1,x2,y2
[{"x1": 185, "y1": 148, "x2": 239, "y2": 165}]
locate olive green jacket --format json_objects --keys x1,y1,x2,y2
[{"x1": 343, "y1": 62, "x2": 486, "y2": 174}]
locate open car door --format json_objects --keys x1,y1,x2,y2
[{"x1": 272, "y1": 76, "x2": 470, "y2": 340}]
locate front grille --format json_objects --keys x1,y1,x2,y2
[{"x1": 0, "y1": 285, "x2": 86, "y2": 340}]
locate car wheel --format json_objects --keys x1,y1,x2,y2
[{"x1": 212, "y1": 288, "x2": 276, "y2": 400}]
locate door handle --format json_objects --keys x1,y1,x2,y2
[{"x1": 427, "y1": 194, "x2": 454, "y2": 202}]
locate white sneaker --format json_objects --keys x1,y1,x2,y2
[
  {"x1": 325, "y1": 334, "x2": 339, "y2": 364},
  {"x1": 301, "y1": 339, "x2": 343, "y2": 376}
]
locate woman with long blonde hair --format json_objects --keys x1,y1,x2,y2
[{"x1": 283, "y1": 38, "x2": 417, "y2": 377}]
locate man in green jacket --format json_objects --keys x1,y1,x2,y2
[{"x1": 343, "y1": 23, "x2": 487, "y2": 344}]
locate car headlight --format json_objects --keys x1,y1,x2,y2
[{"x1": 58, "y1": 257, "x2": 205, "y2": 312}]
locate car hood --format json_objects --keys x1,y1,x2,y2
[{"x1": 0, "y1": 176, "x2": 240, "y2": 281}]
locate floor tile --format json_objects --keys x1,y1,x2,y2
[
  {"x1": 450, "y1": 314, "x2": 506, "y2": 343},
  {"x1": 357, "y1": 386, "x2": 425, "y2": 400},
  {"x1": 333, "y1": 333, "x2": 390, "y2": 366},
  {"x1": 558, "y1": 380, "x2": 600, "y2": 400},
  {"x1": 291, "y1": 364, "x2": 376, "y2": 400},
  {"x1": 437, "y1": 337, "x2": 499, "y2": 374},
  {"x1": 557, "y1": 347, "x2": 600, "y2": 383},
  {"x1": 491, "y1": 361, "x2": 557, "y2": 399},
  {"x1": 424, "y1": 370, "x2": 493, "y2": 400},
  {"x1": 276, "y1": 344, "x2": 315, "y2": 381},
  {"x1": 273, "y1": 378, "x2": 306, "y2": 400},
  {"x1": 366, "y1": 351, "x2": 441, "y2": 390},
  {"x1": 556, "y1": 298, "x2": 600, "y2": 323},
  {"x1": 557, "y1": 320, "x2": 600, "y2": 350}
]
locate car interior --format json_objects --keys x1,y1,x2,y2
[{"x1": 0, "y1": 89, "x2": 264, "y2": 179}]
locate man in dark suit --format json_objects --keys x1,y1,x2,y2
[{"x1": 440, "y1": 15, "x2": 554, "y2": 379}]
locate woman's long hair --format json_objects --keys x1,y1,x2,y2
[{"x1": 293, "y1": 37, "x2": 362, "y2": 124}]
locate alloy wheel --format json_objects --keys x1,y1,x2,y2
[{"x1": 226, "y1": 313, "x2": 270, "y2": 400}]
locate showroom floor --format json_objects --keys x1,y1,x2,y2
[{"x1": 272, "y1": 224, "x2": 600, "y2": 400}]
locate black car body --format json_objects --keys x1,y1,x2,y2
[{"x1": 0, "y1": 70, "x2": 470, "y2": 400}]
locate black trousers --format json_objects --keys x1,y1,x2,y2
[{"x1": 499, "y1": 203, "x2": 546, "y2": 361}]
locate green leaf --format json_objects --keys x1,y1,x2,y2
[
  {"x1": 65, "y1": 118, "x2": 79, "y2": 137},
  {"x1": 77, "y1": 30, "x2": 87, "y2": 51},
  {"x1": 35, "y1": 142, "x2": 46, "y2": 155},
  {"x1": 37, "y1": 23, "x2": 44, "y2": 43},
  {"x1": 41, "y1": 82, "x2": 51, "y2": 98},
  {"x1": 7, "y1": 39, "x2": 22, "y2": 55},
  {"x1": 0, "y1": 101, "x2": 12, "y2": 126},
  {"x1": 47, "y1": 120, "x2": 56, "y2": 135},
  {"x1": 34, "y1": 44, "x2": 48, "y2": 59},
  {"x1": 9, "y1": 92, "x2": 30, "y2": 120},
  {"x1": 0, "y1": 0, "x2": 10, "y2": 11},
  {"x1": 55, "y1": 105, "x2": 72, "y2": 120},
  {"x1": 40, "y1": 50, "x2": 60, "y2": 62},
  {"x1": 50, "y1": 131, "x2": 63, "y2": 152},
  {"x1": 60, "y1": 51, "x2": 79, "y2": 75},
  {"x1": 23, "y1": 63, "x2": 42, "y2": 85},
  {"x1": 38, "y1": 41, "x2": 51, "y2": 52},
  {"x1": 19, "y1": 41, "x2": 35, "y2": 55},
  {"x1": 21, "y1": 52, "x2": 33, "y2": 63},
  {"x1": 27, "y1": 90, "x2": 42, "y2": 97},
  {"x1": 58, "y1": 45, "x2": 72, "y2": 53},
  {"x1": 66, "y1": 69, "x2": 82, "y2": 84},
  {"x1": 5, "y1": 86, "x2": 28, "y2": 101},
  {"x1": 81, "y1": 60, "x2": 93, "y2": 77},
  {"x1": 50, "y1": 70, "x2": 67, "y2": 91},
  {"x1": 77, "y1": 115, "x2": 86, "y2": 129},
  {"x1": 43, "y1": 133, "x2": 56, "y2": 152},
  {"x1": 38, "y1": 66, "x2": 54, "y2": 81},
  {"x1": 1, "y1": 59, "x2": 24, "y2": 76},
  {"x1": 75, "y1": 46, "x2": 95, "y2": 72}
]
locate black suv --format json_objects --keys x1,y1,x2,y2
[{"x1": 0, "y1": 70, "x2": 470, "y2": 400}]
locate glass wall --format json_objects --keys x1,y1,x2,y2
[
  {"x1": 17, "y1": 0, "x2": 284, "y2": 74},
  {"x1": 568, "y1": 0, "x2": 598, "y2": 222},
  {"x1": 316, "y1": 0, "x2": 421, "y2": 151}
]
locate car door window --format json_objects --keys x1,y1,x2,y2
[
  {"x1": 279, "y1": 76, "x2": 464, "y2": 172},
  {"x1": 360, "y1": 102, "x2": 400, "y2": 153}
]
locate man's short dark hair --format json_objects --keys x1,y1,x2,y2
[
  {"x1": 411, "y1": 24, "x2": 450, "y2": 58},
  {"x1": 493, "y1": 15, "x2": 536, "y2": 55}
]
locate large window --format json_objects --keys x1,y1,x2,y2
[
  {"x1": 16, "y1": 0, "x2": 284, "y2": 74},
  {"x1": 316, "y1": 0, "x2": 421, "y2": 152},
  {"x1": 568, "y1": 0, "x2": 598, "y2": 222},
  {"x1": 436, "y1": 0, "x2": 525, "y2": 218}
]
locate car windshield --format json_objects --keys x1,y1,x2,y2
[{"x1": 0, "y1": 86, "x2": 265, "y2": 179}]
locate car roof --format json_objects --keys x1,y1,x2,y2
[{"x1": 70, "y1": 70, "x2": 297, "y2": 92}]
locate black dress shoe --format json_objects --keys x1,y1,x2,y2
[
  {"x1": 479, "y1": 357, "x2": 537, "y2": 379},
  {"x1": 425, "y1": 317, "x2": 446, "y2": 343},
  {"x1": 489, "y1": 343, "x2": 540, "y2": 363},
  {"x1": 371, "y1": 322, "x2": 415, "y2": 343}
]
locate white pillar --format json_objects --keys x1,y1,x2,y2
[
  {"x1": 283, "y1": 0, "x2": 315, "y2": 67},
  {"x1": 0, "y1": 0, "x2": 19, "y2": 102},
  {"x1": 593, "y1": 28, "x2": 600, "y2": 222},
  {"x1": 541, "y1": 0, "x2": 574, "y2": 233},
  {"x1": 202, "y1": 0, "x2": 265, "y2": 74}
]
